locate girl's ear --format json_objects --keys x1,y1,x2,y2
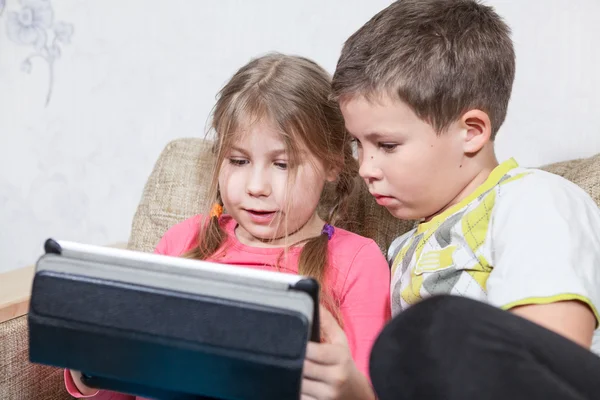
[{"x1": 325, "y1": 164, "x2": 340, "y2": 182}]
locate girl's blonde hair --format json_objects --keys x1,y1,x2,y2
[{"x1": 185, "y1": 53, "x2": 357, "y2": 321}]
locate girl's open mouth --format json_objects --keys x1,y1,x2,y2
[
  {"x1": 244, "y1": 209, "x2": 277, "y2": 223},
  {"x1": 247, "y1": 210, "x2": 274, "y2": 214}
]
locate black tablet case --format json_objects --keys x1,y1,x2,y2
[{"x1": 28, "y1": 239, "x2": 319, "y2": 400}]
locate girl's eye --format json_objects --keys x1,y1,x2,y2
[
  {"x1": 274, "y1": 162, "x2": 288, "y2": 170},
  {"x1": 228, "y1": 158, "x2": 248, "y2": 166},
  {"x1": 379, "y1": 143, "x2": 398, "y2": 152}
]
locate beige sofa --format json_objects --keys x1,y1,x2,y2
[{"x1": 1, "y1": 138, "x2": 599, "y2": 399}]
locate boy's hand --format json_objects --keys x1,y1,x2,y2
[{"x1": 301, "y1": 306, "x2": 375, "y2": 400}]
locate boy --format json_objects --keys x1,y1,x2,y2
[{"x1": 300, "y1": 1, "x2": 600, "y2": 399}]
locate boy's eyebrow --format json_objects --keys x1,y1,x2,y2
[
  {"x1": 352, "y1": 131, "x2": 401, "y2": 140},
  {"x1": 364, "y1": 132, "x2": 384, "y2": 140}
]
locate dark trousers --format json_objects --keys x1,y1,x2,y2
[{"x1": 369, "y1": 295, "x2": 600, "y2": 400}]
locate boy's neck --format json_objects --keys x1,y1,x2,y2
[{"x1": 425, "y1": 147, "x2": 499, "y2": 222}]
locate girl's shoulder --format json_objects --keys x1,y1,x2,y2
[
  {"x1": 154, "y1": 214, "x2": 203, "y2": 256},
  {"x1": 328, "y1": 226, "x2": 385, "y2": 260},
  {"x1": 154, "y1": 214, "x2": 235, "y2": 256},
  {"x1": 326, "y1": 226, "x2": 389, "y2": 293},
  {"x1": 155, "y1": 214, "x2": 236, "y2": 256}
]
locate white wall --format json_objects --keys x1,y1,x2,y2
[
  {"x1": 492, "y1": 0, "x2": 600, "y2": 166},
  {"x1": 1, "y1": 0, "x2": 599, "y2": 273}
]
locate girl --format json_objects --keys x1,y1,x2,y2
[{"x1": 65, "y1": 53, "x2": 390, "y2": 399}]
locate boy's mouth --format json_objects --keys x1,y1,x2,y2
[
  {"x1": 371, "y1": 192, "x2": 390, "y2": 199},
  {"x1": 371, "y1": 193, "x2": 395, "y2": 206}
]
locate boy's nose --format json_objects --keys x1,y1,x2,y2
[{"x1": 358, "y1": 154, "x2": 383, "y2": 182}]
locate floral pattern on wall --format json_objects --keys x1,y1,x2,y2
[{"x1": 2, "y1": 0, "x2": 74, "y2": 106}]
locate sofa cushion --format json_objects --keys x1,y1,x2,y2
[
  {"x1": 128, "y1": 138, "x2": 600, "y2": 255},
  {"x1": 128, "y1": 138, "x2": 216, "y2": 253},
  {"x1": 0, "y1": 316, "x2": 71, "y2": 400}
]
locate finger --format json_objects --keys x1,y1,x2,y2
[
  {"x1": 319, "y1": 305, "x2": 347, "y2": 345},
  {"x1": 301, "y1": 376, "x2": 335, "y2": 400},
  {"x1": 305, "y1": 341, "x2": 344, "y2": 366},
  {"x1": 303, "y1": 358, "x2": 333, "y2": 381}
]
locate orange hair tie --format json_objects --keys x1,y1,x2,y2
[{"x1": 210, "y1": 203, "x2": 223, "y2": 219}]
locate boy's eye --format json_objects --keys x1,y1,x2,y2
[
  {"x1": 228, "y1": 158, "x2": 248, "y2": 166},
  {"x1": 379, "y1": 143, "x2": 398, "y2": 152}
]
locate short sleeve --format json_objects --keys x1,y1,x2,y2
[
  {"x1": 153, "y1": 231, "x2": 171, "y2": 255},
  {"x1": 153, "y1": 215, "x2": 203, "y2": 256},
  {"x1": 339, "y1": 240, "x2": 391, "y2": 378},
  {"x1": 487, "y1": 172, "x2": 600, "y2": 324}
]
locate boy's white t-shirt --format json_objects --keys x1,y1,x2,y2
[{"x1": 388, "y1": 158, "x2": 600, "y2": 355}]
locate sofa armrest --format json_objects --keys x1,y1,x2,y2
[
  {"x1": 0, "y1": 242, "x2": 129, "y2": 324},
  {"x1": 0, "y1": 265, "x2": 36, "y2": 324}
]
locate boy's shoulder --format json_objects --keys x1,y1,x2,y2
[
  {"x1": 386, "y1": 164, "x2": 599, "y2": 263},
  {"x1": 488, "y1": 166, "x2": 600, "y2": 253},
  {"x1": 498, "y1": 165, "x2": 590, "y2": 198},
  {"x1": 493, "y1": 165, "x2": 598, "y2": 219}
]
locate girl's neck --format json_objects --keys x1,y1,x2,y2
[{"x1": 234, "y1": 212, "x2": 325, "y2": 248}]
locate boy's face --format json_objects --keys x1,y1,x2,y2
[{"x1": 341, "y1": 95, "x2": 473, "y2": 221}]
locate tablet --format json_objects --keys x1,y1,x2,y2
[{"x1": 28, "y1": 238, "x2": 320, "y2": 400}]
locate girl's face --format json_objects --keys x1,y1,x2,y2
[{"x1": 218, "y1": 120, "x2": 337, "y2": 247}]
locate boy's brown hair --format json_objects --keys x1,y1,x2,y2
[{"x1": 332, "y1": 0, "x2": 515, "y2": 139}]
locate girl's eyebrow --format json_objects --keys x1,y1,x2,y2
[
  {"x1": 229, "y1": 146, "x2": 250, "y2": 156},
  {"x1": 268, "y1": 148, "x2": 287, "y2": 157},
  {"x1": 229, "y1": 146, "x2": 287, "y2": 157}
]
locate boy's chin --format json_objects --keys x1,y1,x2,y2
[{"x1": 385, "y1": 206, "x2": 423, "y2": 222}]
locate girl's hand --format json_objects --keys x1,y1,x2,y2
[
  {"x1": 301, "y1": 307, "x2": 376, "y2": 400},
  {"x1": 68, "y1": 369, "x2": 99, "y2": 396}
]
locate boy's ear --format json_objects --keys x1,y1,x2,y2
[{"x1": 460, "y1": 109, "x2": 492, "y2": 154}]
